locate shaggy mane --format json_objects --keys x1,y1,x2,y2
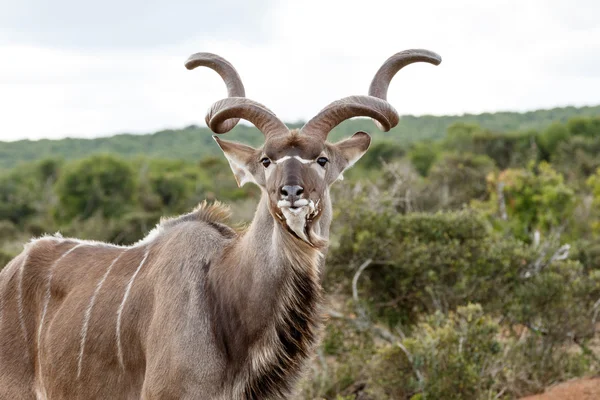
[{"x1": 158, "y1": 201, "x2": 236, "y2": 239}]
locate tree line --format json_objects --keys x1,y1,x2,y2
[{"x1": 1, "y1": 104, "x2": 598, "y2": 169}]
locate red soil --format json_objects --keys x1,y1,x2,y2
[{"x1": 521, "y1": 377, "x2": 600, "y2": 400}]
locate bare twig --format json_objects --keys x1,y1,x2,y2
[
  {"x1": 352, "y1": 259, "x2": 373, "y2": 304},
  {"x1": 327, "y1": 258, "x2": 426, "y2": 387},
  {"x1": 522, "y1": 226, "x2": 569, "y2": 279},
  {"x1": 325, "y1": 308, "x2": 398, "y2": 343},
  {"x1": 497, "y1": 181, "x2": 507, "y2": 221},
  {"x1": 548, "y1": 244, "x2": 570, "y2": 264}
]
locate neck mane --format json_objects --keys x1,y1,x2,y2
[{"x1": 206, "y1": 191, "x2": 331, "y2": 398}]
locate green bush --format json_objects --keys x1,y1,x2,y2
[
  {"x1": 567, "y1": 116, "x2": 600, "y2": 138},
  {"x1": 358, "y1": 140, "x2": 406, "y2": 170},
  {"x1": 473, "y1": 162, "x2": 575, "y2": 241},
  {"x1": 471, "y1": 130, "x2": 537, "y2": 170},
  {"x1": 0, "y1": 169, "x2": 39, "y2": 224},
  {"x1": 408, "y1": 142, "x2": 440, "y2": 177},
  {"x1": 297, "y1": 319, "x2": 375, "y2": 400},
  {"x1": 553, "y1": 136, "x2": 600, "y2": 182},
  {"x1": 443, "y1": 122, "x2": 483, "y2": 153},
  {"x1": 55, "y1": 154, "x2": 138, "y2": 221},
  {"x1": 426, "y1": 152, "x2": 496, "y2": 210},
  {"x1": 136, "y1": 158, "x2": 209, "y2": 213},
  {"x1": 537, "y1": 122, "x2": 570, "y2": 160},
  {"x1": 329, "y1": 203, "x2": 531, "y2": 325},
  {"x1": 507, "y1": 260, "x2": 600, "y2": 341},
  {"x1": 364, "y1": 304, "x2": 505, "y2": 400}
]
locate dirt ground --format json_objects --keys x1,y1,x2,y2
[{"x1": 521, "y1": 377, "x2": 600, "y2": 400}]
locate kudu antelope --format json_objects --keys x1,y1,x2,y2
[{"x1": 0, "y1": 49, "x2": 441, "y2": 399}]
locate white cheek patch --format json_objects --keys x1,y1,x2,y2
[
  {"x1": 310, "y1": 163, "x2": 326, "y2": 179},
  {"x1": 264, "y1": 164, "x2": 274, "y2": 180}
]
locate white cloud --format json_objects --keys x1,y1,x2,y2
[{"x1": 0, "y1": 0, "x2": 599, "y2": 141}]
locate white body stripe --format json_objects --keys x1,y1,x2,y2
[
  {"x1": 37, "y1": 244, "x2": 85, "y2": 346},
  {"x1": 36, "y1": 243, "x2": 84, "y2": 394},
  {"x1": 116, "y1": 246, "x2": 150, "y2": 369},
  {"x1": 77, "y1": 249, "x2": 127, "y2": 378},
  {"x1": 17, "y1": 254, "x2": 30, "y2": 355}
]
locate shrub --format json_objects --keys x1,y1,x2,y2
[
  {"x1": 537, "y1": 122, "x2": 570, "y2": 160},
  {"x1": 553, "y1": 136, "x2": 600, "y2": 182},
  {"x1": 408, "y1": 142, "x2": 440, "y2": 177},
  {"x1": 472, "y1": 130, "x2": 537, "y2": 169},
  {"x1": 358, "y1": 140, "x2": 406, "y2": 170},
  {"x1": 443, "y1": 122, "x2": 482, "y2": 153},
  {"x1": 365, "y1": 304, "x2": 504, "y2": 400},
  {"x1": 329, "y1": 204, "x2": 532, "y2": 325},
  {"x1": 55, "y1": 154, "x2": 137, "y2": 221},
  {"x1": 426, "y1": 152, "x2": 496, "y2": 210},
  {"x1": 567, "y1": 116, "x2": 600, "y2": 138},
  {"x1": 474, "y1": 162, "x2": 575, "y2": 241}
]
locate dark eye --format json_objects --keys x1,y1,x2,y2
[
  {"x1": 261, "y1": 157, "x2": 271, "y2": 168},
  {"x1": 316, "y1": 157, "x2": 329, "y2": 167}
]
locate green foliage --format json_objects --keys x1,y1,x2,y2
[
  {"x1": 408, "y1": 141, "x2": 439, "y2": 176},
  {"x1": 472, "y1": 130, "x2": 537, "y2": 170},
  {"x1": 368, "y1": 304, "x2": 503, "y2": 400},
  {"x1": 567, "y1": 116, "x2": 600, "y2": 138},
  {"x1": 508, "y1": 260, "x2": 600, "y2": 341},
  {"x1": 443, "y1": 122, "x2": 482, "y2": 152},
  {"x1": 330, "y1": 196, "x2": 532, "y2": 325},
  {"x1": 357, "y1": 140, "x2": 405, "y2": 169},
  {"x1": 333, "y1": 300, "x2": 597, "y2": 400},
  {"x1": 537, "y1": 122, "x2": 570, "y2": 160},
  {"x1": 427, "y1": 152, "x2": 496, "y2": 209},
  {"x1": 0, "y1": 170, "x2": 38, "y2": 224},
  {"x1": 0, "y1": 158, "x2": 61, "y2": 226},
  {"x1": 586, "y1": 168, "x2": 600, "y2": 235},
  {"x1": 55, "y1": 154, "x2": 137, "y2": 221},
  {"x1": 298, "y1": 319, "x2": 375, "y2": 399},
  {"x1": 136, "y1": 158, "x2": 209, "y2": 213},
  {"x1": 554, "y1": 135, "x2": 600, "y2": 182},
  {"x1": 477, "y1": 162, "x2": 575, "y2": 240}
]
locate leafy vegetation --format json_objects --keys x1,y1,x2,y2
[{"x1": 1, "y1": 106, "x2": 600, "y2": 399}]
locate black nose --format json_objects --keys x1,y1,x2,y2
[{"x1": 280, "y1": 185, "x2": 304, "y2": 198}]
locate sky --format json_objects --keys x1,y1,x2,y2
[{"x1": 0, "y1": 0, "x2": 599, "y2": 141}]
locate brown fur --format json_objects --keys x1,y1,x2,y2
[{"x1": 0, "y1": 198, "x2": 327, "y2": 399}]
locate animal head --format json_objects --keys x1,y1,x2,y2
[{"x1": 185, "y1": 50, "x2": 441, "y2": 243}]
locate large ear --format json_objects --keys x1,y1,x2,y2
[
  {"x1": 332, "y1": 131, "x2": 372, "y2": 178},
  {"x1": 213, "y1": 136, "x2": 259, "y2": 187}
]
